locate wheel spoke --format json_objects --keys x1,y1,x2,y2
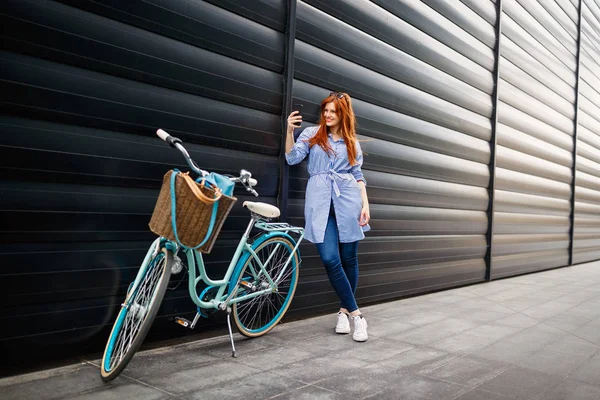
[
  {"x1": 107, "y1": 253, "x2": 167, "y2": 371},
  {"x1": 234, "y1": 239, "x2": 298, "y2": 335}
]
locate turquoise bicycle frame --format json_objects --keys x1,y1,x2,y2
[{"x1": 139, "y1": 216, "x2": 304, "y2": 312}]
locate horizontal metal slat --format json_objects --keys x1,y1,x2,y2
[
  {"x1": 501, "y1": 36, "x2": 576, "y2": 101},
  {"x1": 497, "y1": 123, "x2": 572, "y2": 168},
  {"x1": 53, "y1": 0, "x2": 285, "y2": 72},
  {"x1": 372, "y1": 0, "x2": 495, "y2": 69},
  {"x1": 294, "y1": 41, "x2": 493, "y2": 141},
  {"x1": 422, "y1": 0, "x2": 496, "y2": 48},
  {"x1": 292, "y1": 81, "x2": 490, "y2": 163},
  {"x1": 496, "y1": 167, "x2": 571, "y2": 198},
  {"x1": 296, "y1": 1, "x2": 494, "y2": 113},
  {"x1": 496, "y1": 146, "x2": 573, "y2": 184},
  {"x1": 495, "y1": 190, "x2": 570, "y2": 216},
  {"x1": 498, "y1": 102, "x2": 573, "y2": 152},
  {"x1": 0, "y1": 52, "x2": 281, "y2": 154},
  {"x1": 302, "y1": 0, "x2": 493, "y2": 92}
]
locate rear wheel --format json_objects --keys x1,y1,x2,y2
[
  {"x1": 232, "y1": 237, "x2": 299, "y2": 337},
  {"x1": 101, "y1": 247, "x2": 172, "y2": 381}
]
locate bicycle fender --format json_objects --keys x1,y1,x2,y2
[{"x1": 228, "y1": 231, "x2": 298, "y2": 294}]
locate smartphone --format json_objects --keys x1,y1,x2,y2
[{"x1": 292, "y1": 102, "x2": 304, "y2": 140}]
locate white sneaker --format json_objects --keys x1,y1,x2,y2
[
  {"x1": 335, "y1": 312, "x2": 351, "y2": 334},
  {"x1": 352, "y1": 315, "x2": 368, "y2": 342}
]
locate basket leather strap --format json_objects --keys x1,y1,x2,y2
[
  {"x1": 180, "y1": 172, "x2": 222, "y2": 203},
  {"x1": 170, "y1": 170, "x2": 219, "y2": 250}
]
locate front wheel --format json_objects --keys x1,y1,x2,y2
[
  {"x1": 101, "y1": 247, "x2": 172, "y2": 381},
  {"x1": 232, "y1": 237, "x2": 299, "y2": 337}
]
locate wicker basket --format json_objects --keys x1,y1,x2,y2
[{"x1": 149, "y1": 170, "x2": 237, "y2": 253}]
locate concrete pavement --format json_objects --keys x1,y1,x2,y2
[{"x1": 2, "y1": 261, "x2": 600, "y2": 399}]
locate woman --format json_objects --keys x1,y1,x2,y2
[{"x1": 285, "y1": 92, "x2": 370, "y2": 342}]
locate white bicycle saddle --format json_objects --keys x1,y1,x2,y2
[{"x1": 243, "y1": 201, "x2": 281, "y2": 218}]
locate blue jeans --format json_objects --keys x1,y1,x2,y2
[{"x1": 315, "y1": 211, "x2": 359, "y2": 313}]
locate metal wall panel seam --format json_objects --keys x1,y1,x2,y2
[
  {"x1": 278, "y1": 0, "x2": 296, "y2": 221},
  {"x1": 570, "y1": 0, "x2": 583, "y2": 266},
  {"x1": 487, "y1": 0, "x2": 502, "y2": 281},
  {"x1": 556, "y1": 0, "x2": 580, "y2": 23}
]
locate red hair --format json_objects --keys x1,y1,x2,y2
[{"x1": 307, "y1": 92, "x2": 359, "y2": 166}]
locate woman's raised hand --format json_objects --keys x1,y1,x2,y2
[{"x1": 287, "y1": 111, "x2": 302, "y2": 132}]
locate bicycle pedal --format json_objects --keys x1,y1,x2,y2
[{"x1": 174, "y1": 317, "x2": 192, "y2": 328}]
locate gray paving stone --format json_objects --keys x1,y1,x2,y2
[
  {"x1": 270, "y1": 355, "x2": 368, "y2": 385},
  {"x1": 429, "y1": 332, "x2": 498, "y2": 355},
  {"x1": 543, "y1": 312, "x2": 593, "y2": 333},
  {"x1": 271, "y1": 385, "x2": 344, "y2": 400},
  {"x1": 543, "y1": 334, "x2": 600, "y2": 357},
  {"x1": 141, "y1": 360, "x2": 259, "y2": 394},
  {"x1": 520, "y1": 304, "x2": 570, "y2": 320},
  {"x1": 422, "y1": 355, "x2": 510, "y2": 388},
  {"x1": 234, "y1": 344, "x2": 316, "y2": 370},
  {"x1": 517, "y1": 348, "x2": 590, "y2": 377},
  {"x1": 364, "y1": 318, "x2": 418, "y2": 338},
  {"x1": 569, "y1": 355, "x2": 600, "y2": 386},
  {"x1": 363, "y1": 372, "x2": 468, "y2": 400},
  {"x1": 186, "y1": 371, "x2": 305, "y2": 400},
  {"x1": 471, "y1": 339, "x2": 542, "y2": 364},
  {"x1": 573, "y1": 320, "x2": 600, "y2": 345},
  {"x1": 66, "y1": 383, "x2": 173, "y2": 400},
  {"x1": 454, "y1": 309, "x2": 515, "y2": 324},
  {"x1": 333, "y1": 336, "x2": 414, "y2": 363},
  {"x1": 463, "y1": 323, "x2": 523, "y2": 340},
  {"x1": 503, "y1": 323, "x2": 566, "y2": 348},
  {"x1": 293, "y1": 332, "x2": 360, "y2": 355},
  {"x1": 121, "y1": 346, "x2": 220, "y2": 379},
  {"x1": 0, "y1": 364, "x2": 109, "y2": 400},
  {"x1": 313, "y1": 366, "x2": 403, "y2": 398},
  {"x1": 477, "y1": 366, "x2": 562, "y2": 399},
  {"x1": 494, "y1": 312, "x2": 540, "y2": 328},
  {"x1": 402, "y1": 311, "x2": 452, "y2": 326},
  {"x1": 393, "y1": 318, "x2": 479, "y2": 345},
  {"x1": 532, "y1": 379, "x2": 600, "y2": 400},
  {"x1": 452, "y1": 388, "x2": 510, "y2": 400},
  {"x1": 365, "y1": 347, "x2": 456, "y2": 374}
]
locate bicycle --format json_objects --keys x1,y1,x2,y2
[{"x1": 100, "y1": 129, "x2": 304, "y2": 381}]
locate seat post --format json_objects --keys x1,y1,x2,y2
[{"x1": 243, "y1": 216, "x2": 257, "y2": 239}]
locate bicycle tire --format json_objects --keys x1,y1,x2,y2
[
  {"x1": 232, "y1": 237, "x2": 299, "y2": 337},
  {"x1": 100, "y1": 246, "x2": 172, "y2": 381}
]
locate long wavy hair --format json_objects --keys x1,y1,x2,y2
[{"x1": 307, "y1": 92, "x2": 359, "y2": 166}]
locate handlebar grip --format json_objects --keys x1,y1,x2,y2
[
  {"x1": 156, "y1": 129, "x2": 170, "y2": 141},
  {"x1": 249, "y1": 178, "x2": 258, "y2": 187}
]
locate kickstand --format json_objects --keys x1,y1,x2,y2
[{"x1": 226, "y1": 308, "x2": 237, "y2": 358}]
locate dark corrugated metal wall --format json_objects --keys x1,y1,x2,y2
[
  {"x1": 1, "y1": 0, "x2": 599, "y2": 369},
  {"x1": 292, "y1": 0, "x2": 493, "y2": 309},
  {"x1": 493, "y1": 0, "x2": 577, "y2": 278},
  {"x1": 0, "y1": 0, "x2": 288, "y2": 369}
]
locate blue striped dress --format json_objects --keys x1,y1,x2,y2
[{"x1": 285, "y1": 126, "x2": 370, "y2": 243}]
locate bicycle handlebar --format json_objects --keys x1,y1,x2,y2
[{"x1": 156, "y1": 129, "x2": 259, "y2": 196}]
